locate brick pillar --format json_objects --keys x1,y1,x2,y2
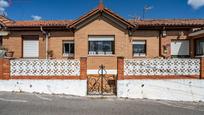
[
  {"x1": 2, "y1": 59, "x2": 10, "y2": 80},
  {"x1": 200, "y1": 57, "x2": 204, "y2": 79},
  {"x1": 117, "y1": 57, "x2": 124, "y2": 80},
  {"x1": 0, "y1": 59, "x2": 10, "y2": 80},
  {"x1": 160, "y1": 37, "x2": 171, "y2": 58},
  {"x1": 80, "y1": 57, "x2": 87, "y2": 80}
]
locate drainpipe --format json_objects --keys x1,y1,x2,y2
[{"x1": 40, "y1": 27, "x2": 50, "y2": 59}]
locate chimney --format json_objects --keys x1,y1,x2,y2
[{"x1": 98, "y1": 0, "x2": 104, "y2": 11}]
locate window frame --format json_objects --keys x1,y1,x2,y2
[
  {"x1": 0, "y1": 36, "x2": 2, "y2": 47},
  {"x1": 195, "y1": 39, "x2": 204, "y2": 56},
  {"x1": 62, "y1": 41, "x2": 74, "y2": 57},
  {"x1": 22, "y1": 35, "x2": 39, "y2": 59},
  {"x1": 132, "y1": 40, "x2": 147, "y2": 57},
  {"x1": 171, "y1": 40, "x2": 190, "y2": 58},
  {"x1": 88, "y1": 36, "x2": 115, "y2": 55}
]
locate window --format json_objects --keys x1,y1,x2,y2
[
  {"x1": 88, "y1": 36, "x2": 114, "y2": 55},
  {"x1": 171, "y1": 40, "x2": 190, "y2": 58},
  {"x1": 0, "y1": 36, "x2": 2, "y2": 47},
  {"x1": 23, "y1": 36, "x2": 39, "y2": 58},
  {"x1": 63, "y1": 41, "x2": 74, "y2": 57},
  {"x1": 196, "y1": 39, "x2": 204, "y2": 56},
  {"x1": 133, "y1": 41, "x2": 146, "y2": 57}
]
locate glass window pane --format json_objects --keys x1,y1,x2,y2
[
  {"x1": 97, "y1": 41, "x2": 104, "y2": 52},
  {"x1": 70, "y1": 43, "x2": 74, "y2": 54},
  {"x1": 89, "y1": 41, "x2": 95, "y2": 51},
  {"x1": 63, "y1": 41, "x2": 74, "y2": 55},
  {"x1": 0, "y1": 37, "x2": 2, "y2": 47},
  {"x1": 103, "y1": 41, "x2": 111, "y2": 52},
  {"x1": 64, "y1": 43, "x2": 70, "y2": 54},
  {"x1": 196, "y1": 39, "x2": 204, "y2": 55},
  {"x1": 133, "y1": 44, "x2": 145, "y2": 53},
  {"x1": 133, "y1": 41, "x2": 146, "y2": 56},
  {"x1": 88, "y1": 41, "x2": 114, "y2": 54}
]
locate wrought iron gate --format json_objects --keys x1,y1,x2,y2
[{"x1": 87, "y1": 65, "x2": 117, "y2": 95}]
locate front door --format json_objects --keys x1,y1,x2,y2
[{"x1": 87, "y1": 65, "x2": 117, "y2": 95}]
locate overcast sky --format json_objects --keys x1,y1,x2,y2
[{"x1": 1, "y1": 0, "x2": 204, "y2": 20}]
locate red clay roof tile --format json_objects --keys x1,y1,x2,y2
[
  {"x1": 129, "y1": 19, "x2": 204, "y2": 26},
  {"x1": 1, "y1": 13, "x2": 204, "y2": 28},
  {"x1": 6, "y1": 20, "x2": 73, "y2": 27},
  {"x1": 5, "y1": 19, "x2": 204, "y2": 28}
]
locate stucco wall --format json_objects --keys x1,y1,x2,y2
[
  {"x1": 117, "y1": 80, "x2": 204, "y2": 101},
  {"x1": 0, "y1": 80, "x2": 87, "y2": 96}
]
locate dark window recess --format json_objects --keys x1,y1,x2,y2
[
  {"x1": 0, "y1": 36, "x2": 2, "y2": 47},
  {"x1": 171, "y1": 55, "x2": 190, "y2": 58},
  {"x1": 88, "y1": 41, "x2": 114, "y2": 55},
  {"x1": 63, "y1": 42, "x2": 74, "y2": 55},
  {"x1": 133, "y1": 41, "x2": 146, "y2": 56},
  {"x1": 196, "y1": 39, "x2": 204, "y2": 56}
]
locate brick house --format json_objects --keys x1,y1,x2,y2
[{"x1": 0, "y1": 3, "x2": 204, "y2": 74}]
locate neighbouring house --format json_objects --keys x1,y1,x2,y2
[{"x1": 0, "y1": 3, "x2": 204, "y2": 74}]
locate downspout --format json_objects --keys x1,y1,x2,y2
[
  {"x1": 40, "y1": 26, "x2": 50, "y2": 59},
  {"x1": 159, "y1": 29, "x2": 162, "y2": 57}
]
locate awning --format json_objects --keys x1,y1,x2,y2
[
  {"x1": 0, "y1": 31, "x2": 9, "y2": 36},
  {"x1": 189, "y1": 29, "x2": 204, "y2": 37}
]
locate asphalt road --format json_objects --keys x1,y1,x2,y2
[{"x1": 0, "y1": 92, "x2": 204, "y2": 115}]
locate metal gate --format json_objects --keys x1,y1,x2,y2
[{"x1": 87, "y1": 65, "x2": 117, "y2": 95}]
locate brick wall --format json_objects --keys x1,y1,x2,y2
[
  {"x1": 117, "y1": 57, "x2": 124, "y2": 80},
  {"x1": 200, "y1": 57, "x2": 204, "y2": 79},
  {"x1": 3, "y1": 31, "x2": 46, "y2": 59},
  {"x1": 160, "y1": 30, "x2": 190, "y2": 58},
  {"x1": 74, "y1": 17, "x2": 130, "y2": 69},
  {"x1": 131, "y1": 31, "x2": 160, "y2": 58},
  {"x1": 49, "y1": 32, "x2": 74, "y2": 59},
  {"x1": 0, "y1": 59, "x2": 10, "y2": 80},
  {"x1": 2, "y1": 18, "x2": 193, "y2": 70}
]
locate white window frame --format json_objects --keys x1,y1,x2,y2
[
  {"x1": 88, "y1": 36, "x2": 115, "y2": 55},
  {"x1": 132, "y1": 40, "x2": 146, "y2": 57},
  {"x1": 171, "y1": 40, "x2": 190, "y2": 58},
  {"x1": 23, "y1": 36, "x2": 39, "y2": 58},
  {"x1": 63, "y1": 41, "x2": 74, "y2": 57}
]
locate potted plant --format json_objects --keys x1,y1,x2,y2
[
  {"x1": 5, "y1": 49, "x2": 14, "y2": 58},
  {"x1": 0, "y1": 47, "x2": 14, "y2": 58},
  {"x1": 47, "y1": 50, "x2": 53, "y2": 59}
]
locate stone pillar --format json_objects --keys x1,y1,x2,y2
[
  {"x1": 117, "y1": 57, "x2": 124, "y2": 80},
  {"x1": 200, "y1": 57, "x2": 204, "y2": 79},
  {"x1": 80, "y1": 57, "x2": 87, "y2": 80}
]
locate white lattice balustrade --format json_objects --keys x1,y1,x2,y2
[
  {"x1": 124, "y1": 59, "x2": 200, "y2": 76},
  {"x1": 10, "y1": 59, "x2": 80, "y2": 76}
]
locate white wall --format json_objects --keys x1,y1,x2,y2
[
  {"x1": 118, "y1": 80, "x2": 204, "y2": 101},
  {"x1": 0, "y1": 80, "x2": 87, "y2": 96}
]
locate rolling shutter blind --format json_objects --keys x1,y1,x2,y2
[
  {"x1": 171, "y1": 40, "x2": 189, "y2": 56},
  {"x1": 23, "y1": 40, "x2": 39, "y2": 58},
  {"x1": 89, "y1": 36, "x2": 114, "y2": 41}
]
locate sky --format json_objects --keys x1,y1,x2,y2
[{"x1": 0, "y1": 0, "x2": 204, "y2": 20}]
